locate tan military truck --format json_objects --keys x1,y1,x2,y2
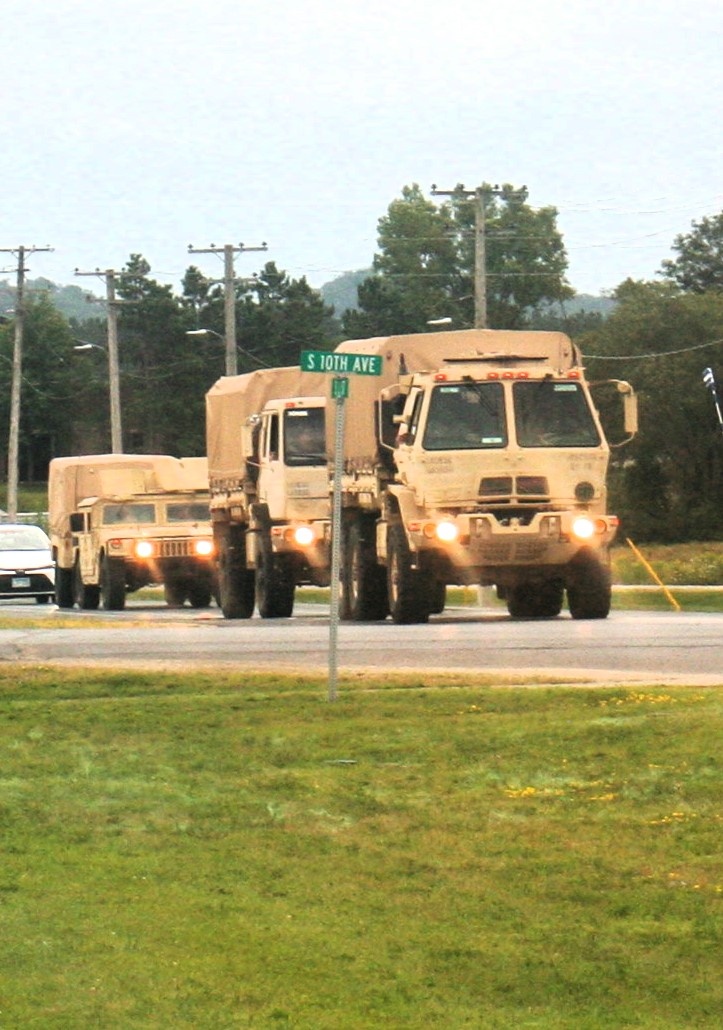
[
  {"x1": 206, "y1": 368, "x2": 330, "y2": 619},
  {"x1": 48, "y1": 454, "x2": 216, "y2": 610},
  {"x1": 321, "y1": 329, "x2": 637, "y2": 623}
]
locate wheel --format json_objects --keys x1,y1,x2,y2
[
  {"x1": 54, "y1": 565, "x2": 74, "y2": 609},
  {"x1": 507, "y1": 579, "x2": 564, "y2": 618},
  {"x1": 187, "y1": 582, "x2": 212, "y2": 609},
  {"x1": 567, "y1": 553, "x2": 611, "y2": 620},
  {"x1": 100, "y1": 555, "x2": 126, "y2": 610},
  {"x1": 73, "y1": 560, "x2": 100, "y2": 610},
  {"x1": 386, "y1": 522, "x2": 431, "y2": 625},
  {"x1": 35, "y1": 595, "x2": 51, "y2": 604},
  {"x1": 341, "y1": 519, "x2": 388, "y2": 621},
  {"x1": 255, "y1": 537, "x2": 295, "y2": 618},
  {"x1": 429, "y1": 580, "x2": 446, "y2": 615},
  {"x1": 216, "y1": 526, "x2": 255, "y2": 619},
  {"x1": 164, "y1": 578, "x2": 187, "y2": 607}
]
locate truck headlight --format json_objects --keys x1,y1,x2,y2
[
  {"x1": 135, "y1": 540, "x2": 155, "y2": 558},
  {"x1": 435, "y1": 520, "x2": 459, "y2": 543},
  {"x1": 194, "y1": 539, "x2": 214, "y2": 557},
  {"x1": 293, "y1": 525, "x2": 315, "y2": 547},
  {"x1": 572, "y1": 516, "x2": 595, "y2": 540}
]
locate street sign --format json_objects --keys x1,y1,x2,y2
[
  {"x1": 331, "y1": 376, "x2": 349, "y2": 399},
  {"x1": 300, "y1": 349, "x2": 383, "y2": 376}
]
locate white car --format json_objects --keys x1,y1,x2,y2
[{"x1": 0, "y1": 523, "x2": 55, "y2": 603}]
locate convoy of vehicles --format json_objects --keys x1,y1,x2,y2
[
  {"x1": 36, "y1": 328, "x2": 636, "y2": 623},
  {"x1": 48, "y1": 454, "x2": 216, "y2": 610}
]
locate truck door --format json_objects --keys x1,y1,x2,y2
[{"x1": 257, "y1": 410, "x2": 286, "y2": 518}]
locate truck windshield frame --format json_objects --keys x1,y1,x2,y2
[
  {"x1": 422, "y1": 382, "x2": 507, "y2": 451},
  {"x1": 284, "y1": 407, "x2": 327, "y2": 466},
  {"x1": 513, "y1": 380, "x2": 600, "y2": 448}
]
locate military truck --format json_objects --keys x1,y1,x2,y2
[
  {"x1": 321, "y1": 329, "x2": 637, "y2": 624},
  {"x1": 48, "y1": 453, "x2": 216, "y2": 610},
  {"x1": 206, "y1": 368, "x2": 330, "y2": 619}
]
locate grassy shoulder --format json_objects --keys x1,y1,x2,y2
[{"x1": 1, "y1": 667, "x2": 721, "y2": 1028}]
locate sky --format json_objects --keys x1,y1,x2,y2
[{"x1": 2, "y1": 0, "x2": 722, "y2": 303}]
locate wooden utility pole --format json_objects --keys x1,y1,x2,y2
[
  {"x1": 74, "y1": 268, "x2": 124, "y2": 452},
  {"x1": 1, "y1": 244, "x2": 54, "y2": 519},
  {"x1": 431, "y1": 183, "x2": 513, "y2": 329},
  {"x1": 187, "y1": 242, "x2": 268, "y2": 376}
]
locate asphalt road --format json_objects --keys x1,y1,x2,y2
[{"x1": 1, "y1": 601, "x2": 721, "y2": 685}]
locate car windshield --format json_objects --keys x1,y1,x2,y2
[
  {"x1": 166, "y1": 502, "x2": 210, "y2": 523},
  {"x1": 513, "y1": 381, "x2": 600, "y2": 447},
  {"x1": 422, "y1": 382, "x2": 507, "y2": 450},
  {"x1": 0, "y1": 525, "x2": 50, "y2": 550},
  {"x1": 284, "y1": 407, "x2": 327, "y2": 466},
  {"x1": 102, "y1": 503, "x2": 156, "y2": 525}
]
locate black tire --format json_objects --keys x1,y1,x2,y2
[
  {"x1": 216, "y1": 526, "x2": 255, "y2": 619},
  {"x1": 164, "y1": 578, "x2": 187, "y2": 608},
  {"x1": 54, "y1": 565, "x2": 74, "y2": 609},
  {"x1": 342, "y1": 519, "x2": 388, "y2": 621},
  {"x1": 507, "y1": 579, "x2": 564, "y2": 618},
  {"x1": 100, "y1": 556, "x2": 126, "y2": 610},
  {"x1": 35, "y1": 595, "x2": 51, "y2": 604},
  {"x1": 429, "y1": 580, "x2": 446, "y2": 615},
  {"x1": 386, "y1": 522, "x2": 431, "y2": 625},
  {"x1": 187, "y1": 582, "x2": 212, "y2": 609},
  {"x1": 256, "y1": 537, "x2": 295, "y2": 619},
  {"x1": 567, "y1": 555, "x2": 611, "y2": 620},
  {"x1": 73, "y1": 560, "x2": 100, "y2": 611}
]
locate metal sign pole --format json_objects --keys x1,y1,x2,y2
[{"x1": 328, "y1": 377, "x2": 347, "y2": 701}]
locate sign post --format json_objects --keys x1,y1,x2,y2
[{"x1": 299, "y1": 350, "x2": 383, "y2": 700}]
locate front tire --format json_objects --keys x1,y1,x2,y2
[
  {"x1": 100, "y1": 556, "x2": 126, "y2": 610},
  {"x1": 256, "y1": 537, "x2": 295, "y2": 618},
  {"x1": 216, "y1": 524, "x2": 255, "y2": 619},
  {"x1": 73, "y1": 560, "x2": 100, "y2": 611},
  {"x1": 387, "y1": 523, "x2": 431, "y2": 625},
  {"x1": 342, "y1": 519, "x2": 388, "y2": 621},
  {"x1": 507, "y1": 579, "x2": 564, "y2": 618},
  {"x1": 567, "y1": 553, "x2": 611, "y2": 620}
]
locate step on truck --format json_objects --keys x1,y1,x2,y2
[
  {"x1": 324, "y1": 328, "x2": 637, "y2": 623},
  {"x1": 49, "y1": 454, "x2": 217, "y2": 610},
  {"x1": 206, "y1": 367, "x2": 330, "y2": 619}
]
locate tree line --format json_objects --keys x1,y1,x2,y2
[{"x1": 1, "y1": 186, "x2": 722, "y2": 542}]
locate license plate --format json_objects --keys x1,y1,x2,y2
[{"x1": 12, "y1": 577, "x2": 31, "y2": 589}]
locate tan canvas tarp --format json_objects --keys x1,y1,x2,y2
[
  {"x1": 206, "y1": 368, "x2": 326, "y2": 477},
  {"x1": 327, "y1": 329, "x2": 579, "y2": 465}
]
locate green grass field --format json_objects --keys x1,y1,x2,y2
[{"x1": 1, "y1": 667, "x2": 721, "y2": 1028}]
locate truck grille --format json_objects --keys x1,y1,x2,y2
[
  {"x1": 157, "y1": 539, "x2": 196, "y2": 558},
  {"x1": 479, "y1": 476, "x2": 549, "y2": 503}
]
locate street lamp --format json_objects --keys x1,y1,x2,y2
[
  {"x1": 185, "y1": 328, "x2": 270, "y2": 371},
  {"x1": 73, "y1": 341, "x2": 122, "y2": 452}
]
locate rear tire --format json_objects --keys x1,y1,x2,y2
[
  {"x1": 164, "y1": 578, "x2": 187, "y2": 608},
  {"x1": 507, "y1": 579, "x2": 564, "y2": 618},
  {"x1": 55, "y1": 566, "x2": 74, "y2": 609},
  {"x1": 187, "y1": 582, "x2": 212, "y2": 609}
]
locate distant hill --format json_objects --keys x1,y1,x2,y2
[
  {"x1": 318, "y1": 269, "x2": 616, "y2": 320},
  {"x1": 0, "y1": 277, "x2": 104, "y2": 323}
]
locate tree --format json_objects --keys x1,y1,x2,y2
[
  {"x1": 581, "y1": 279, "x2": 723, "y2": 541},
  {"x1": 660, "y1": 211, "x2": 723, "y2": 293},
  {"x1": 343, "y1": 183, "x2": 572, "y2": 336}
]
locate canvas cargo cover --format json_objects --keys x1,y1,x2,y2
[
  {"x1": 48, "y1": 454, "x2": 208, "y2": 536},
  {"x1": 206, "y1": 368, "x2": 326, "y2": 477},
  {"x1": 326, "y1": 329, "x2": 581, "y2": 465}
]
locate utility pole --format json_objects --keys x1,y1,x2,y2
[
  {"x1": 74, "y1": 268, "x2": 124, "y2": 453},
  {"x1": 703, "y1": 367, "x2": 723, "y2": 438},
  {"x1": 431, "y1": 183, "x2": 519, "y2": 329},
  {"x1": 1, "y1": 244, "x2": 54, "y2": 520},
  {"x1": 187, "y1": 241, "x2": 268, "y2": 376}
]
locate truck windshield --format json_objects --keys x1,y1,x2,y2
[
  {"x1": 166, "y1": 502, "x2": 210, "y2": 523},
  {"x1": 422, "y1": 382, "x2": 506, "y2": 450},
  {"x1": 284, "y1": 407, "x2": 327, "y2": 466},
  {"x1": 102, "y1": 503, "x2": 156, "y2": 524},
  {"x1": 513, "y1": 381, "x2": 600, "y2": 447}
]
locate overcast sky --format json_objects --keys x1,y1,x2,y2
[{"x1": 2, "y1": 0, "x2": 721, "y2": 301}]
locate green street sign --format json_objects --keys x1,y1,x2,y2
[
  {"x1": 300, "y1": 349, "x2": 383, "y2": 376},
  {"x1": 331, "y1": 376, "x2": 349, "y2": 399}
]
